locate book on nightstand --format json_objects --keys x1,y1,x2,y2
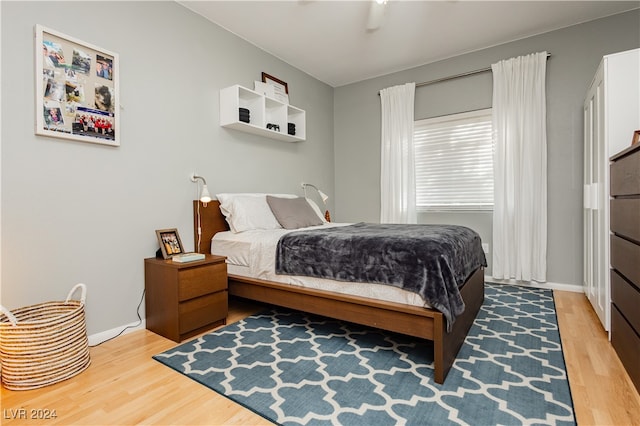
[{"x1": 172, "y1": 252, "x2": 205, "y2": 263}]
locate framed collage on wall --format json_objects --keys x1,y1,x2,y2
[{"x1": 35, "y1": 25, "x2": 120, "y2": 146}]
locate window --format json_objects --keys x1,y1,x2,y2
[{"x1": 414, "y1": 109, "x2": 493, "y2": 211}]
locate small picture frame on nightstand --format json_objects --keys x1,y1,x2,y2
[{"x1": 155, "y1": 228, "x2": 184, "y2": 259}]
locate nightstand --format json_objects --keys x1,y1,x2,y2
[{"x1": 144, "y1": 254, "x2": 228, "y2": 342}]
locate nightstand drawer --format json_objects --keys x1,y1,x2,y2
[
  {"x1": 178, "y1": 263, "x2": 227, "y2": 301},
  {"x1": 179, "y1": 291, "x2": 228, "y2": 334}
]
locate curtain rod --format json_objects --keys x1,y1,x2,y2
[{"x1": 378, "y1": 53, "x2": 551, "y2": 94}]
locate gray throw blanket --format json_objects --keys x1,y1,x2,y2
[{"x1": 275, "y1": 223, "x2": 487, "y2": 331}]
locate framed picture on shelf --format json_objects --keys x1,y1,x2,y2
[
  {"x1": 35, "y1": 24, "x2": 120, "y2": 146},
  {"x1": 632, "y1": 130, "x2": 640, "y2": 146},
  {"x1": 261, "y1": 72, "x2": 289, "y2": 104},
  {"x1": 155, "y1": 228, "x2": 184, "y2": 259}
]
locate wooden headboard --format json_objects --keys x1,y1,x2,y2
[{"x1": 192, "y1": 200, "x2": 229, "y2": 254}]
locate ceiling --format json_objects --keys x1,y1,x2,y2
[{"x1": 179, "y1": 1, "x2": 639, "y2": 87}]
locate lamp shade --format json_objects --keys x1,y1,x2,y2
[
  {"x1": 367, "y1": 0, "x2": 387, "y2": 30},
  {"x1": 317, "y1": 190, "x2": 329, "y2": 204},
  {"x1": 200, "y1": 184, "x2": 212, "y2": 203},
  {"x1": 191, "y1": 173, "x2": 212, "y2": 205}
]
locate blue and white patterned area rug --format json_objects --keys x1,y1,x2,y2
[{"x1": 153, "y1": 284, "x2": 575, "y2": 425}]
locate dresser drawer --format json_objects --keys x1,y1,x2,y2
[
  {"x1": 611, "y1": 306, "x2": 640, "y2": 392},
  {"x1": 178, "y1": 262, "x2": 227, "y2": 301},
  {"x1": 611, "y1": 198, "x2": 640, "y2": 242},
  {"x1": 179, "y1": 291, "x2": 228, "y2": 334},
  {"x1": 611, "y1": 270, "x2": 640, "y2": 333},
  {"x1": 611, "y1": 149, "x2": 640, "y2": 196},
  {"x1": 611, "y1": 234, "x2": 640, "y2": 286}
]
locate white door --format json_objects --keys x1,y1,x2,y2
[
  {"x1": 583, "y1": 50, "x2": 639, "y2": 333},
  {"x1": 583, "y1": 67, "x2": 608, "y2": 329}
]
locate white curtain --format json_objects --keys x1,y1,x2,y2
[
  {"x1": 380, "y1": 83, "x2": 416, "y2": 223},
  {"x1": 492, "y1": 52, "x2": 548, "y2": 282}
]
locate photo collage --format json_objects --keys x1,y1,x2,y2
[{"x1": 41, "y1": 32, "x2": 116, "y2": 142}]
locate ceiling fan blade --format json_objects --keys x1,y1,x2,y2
[{"x1": 366, "y1": 0, "x2": 387, "y2": 31}]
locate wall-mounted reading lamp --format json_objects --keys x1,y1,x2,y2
[
  {"x1": 190, "y1": 173, "x2": 212, "y2": 206},
  {"x1": 191, "y1": 172, "x2": 212, "y2": 253},
  {"x1": 301, "y1": 182, "x2": 331, "y2": 222}
]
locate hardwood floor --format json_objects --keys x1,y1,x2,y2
[
  {"x1": 2, "y1": 291, "x2": 639, "y2": 425},
  {"x1": 554, "y1": 291, "x2": 640, "y2": 425}
]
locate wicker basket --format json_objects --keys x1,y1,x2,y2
[{"x1": 0, "y1": 284, "x2": 91, "y2": 390}]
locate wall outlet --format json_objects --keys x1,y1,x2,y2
[{"x1": 482, "y1": 243, "x2": 489, "y2": 253}]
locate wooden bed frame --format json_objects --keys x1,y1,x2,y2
[{"x1": 193, "y1": 200, "x2": 484, "y2": 384}]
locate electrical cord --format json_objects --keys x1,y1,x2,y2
[
  {"x1": 89, "y1": 289, "x2": 145, "y2": 347},
  {"x1": 196, "y1": 199, "x2": 202, "y2": 253}
]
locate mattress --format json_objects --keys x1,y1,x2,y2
[{"x1": 211, "y1": 224, "x2": 429, "y2": 308}]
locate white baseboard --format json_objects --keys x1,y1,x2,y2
[
  {"x1": 88, "y1": 319, "x2": 146, "y2": 347},
  {"x1": 485, "y1": 275, "x2": 583, "y2": 293}
]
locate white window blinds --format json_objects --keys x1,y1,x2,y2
[{"x1": 414, "y1": 109, "x2": 493, "y2": 211}]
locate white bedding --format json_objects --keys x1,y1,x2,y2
[{"x1": 211, "y1": 224, "x2": 429, "y2": 308}]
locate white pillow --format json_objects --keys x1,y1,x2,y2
[
  {"x1": 216, "y1": 193, "x2": 282, "y2": 233},
  {"x1": 216, "y1": 193, "x2": 326, "y2": 233}
]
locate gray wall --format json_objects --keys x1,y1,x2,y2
[
  {"x1": 334, "y1": 10, "x2": 640, "y2": 286},
  {"x1": 2, "y1": 2, "x2": 638, "y2": 337},
  {"x1": 0, "y1": 1, "x2": 334, "y2": 335}
]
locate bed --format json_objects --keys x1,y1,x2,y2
[{"x1": 192, "y1": 198, "x2": 485, "y2": 384}]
